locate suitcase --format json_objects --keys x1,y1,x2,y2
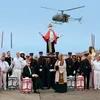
[
  {"x1": 76, "y1": 75, "x2": 84, "y2": 90},
  {"x1": 67, "y1": 76, "x2": 75, "y2": 91},
  {"x1": 20, "y1": 77, "x2": 32, "y2": 93},
  {"x1": 8, "y1": 77, "x2": 18, "y2": 90}
]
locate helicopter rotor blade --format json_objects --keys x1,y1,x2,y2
[
  {"x1": 41, "y1": 6, "x2": 59, "y2": 11},
  {"x1": 63, "y1": 6, "x2": 85, "y2": 11}
]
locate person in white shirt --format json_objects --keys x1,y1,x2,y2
[
  {"x1": 93, "y1": 55, "x2": 100, "y2": 89},
  {"x1": 12, "y1": 52, "x2": 25, "y2": 88},
  {"x1": 0, "y1": 56, "x2": 9, "y2": 90}
]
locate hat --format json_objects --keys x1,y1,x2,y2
[
  {"x1": 29, "y1": 53, "x2": 33, "y2": 56},
  {"x1": 68, "y1": 52, "x2": 72, "y2": 55},
  {"x1": 84, "y1": 53, "x2": 89, "y2": 56},
  {"x1": 72, "y1": 53, "x2": 76, "y2": 56},
  {"x1": 20, "y1": 51, "x2": 24, "y2": 54},
  {"x1": 56, "y1": 52, "x2": 59, "y2": 54},
  {"x1": 48, "y1": 23, "x2": 53, "y2": 27},
  {"x1": 39, "y1": 51, "x2": 43, "y2": 54}
]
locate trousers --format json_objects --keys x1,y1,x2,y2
[
  {"x1": 12, "y1": 68, "x2": 22, "y2": 87},
  {"x1": 94, "y1": 70, "x2": 100, "y2": 89},
  {"x1": 0, "y1": 72, "x2": 7, "y2": 90}
]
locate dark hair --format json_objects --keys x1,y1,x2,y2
[
  {"x1": 7, "y1": 51, "x2": 10, "y2": 53},
  {"x1": 77, "y1": 56, "x2": 81, "y2": 61}
]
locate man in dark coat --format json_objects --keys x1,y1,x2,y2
[
  {"x1": 80, "y1": 53, "x2": 92, "y2": 89},
  {"x1": 29, "y1": 53, "x2": 37, "y2": 73},
  {"x1": 23, "y1": 60, "x2": 43, "y2": 93},
  {"x1": 47, "y1": 53, "x2": 56, "y2": 89},
  {"x1": 5, "y1": 51, "x2": 13, "y2": 88},
  {"x1": 37, "y1": 51, "x2": 46, "y2": 87},
  {"x1": 65, "y1": 52, "x2": 74, "y2": 76}
]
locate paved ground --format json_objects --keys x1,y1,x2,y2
[{"x1": 1, "y1": 89, "x2": 100, "y2": 100}]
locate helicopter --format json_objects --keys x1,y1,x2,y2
[{"x1": 41, "y1": 6, "x2": 85, "y2": 24}]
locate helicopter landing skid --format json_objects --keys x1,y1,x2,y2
[{"x1": 51, "y1": 21, "x2": 63, "y2": 25}]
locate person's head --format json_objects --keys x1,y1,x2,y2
[
  {"x1": 46, "y1": 58, "x2": 50, "y2": 64},
  {"x1": 48, "y1": 23, "x2": 53, "y2": 30},
  {"x1": 1, "y1": 56, "x2": 5, "y2": 61},
  {"x1": 81, "y1": 56, "x2": 85, "y2": 61},
  {"x1": 26, "y1": 60, "x2": 31, "y2": 67},
  {"x1": 96, "y1": 55, "x2": 100, "y2": 61},
  {"x1": 77, "y1": 56, "x2": 81, "y2": 62},
  {"x1": 29, "y1": 53, "x2": 34, "y2": 59},
  {"x1": 72, "y1": 55, "x2": 76, "y2": 60},
  {"x1": 58, "y1": 53, "x2": 63, "y2": 60},
  {"x1": 7, "y1": 51, "x2": 11, "y2": 57},
  {"x1": 39, "y1": 51, "x2": 43, "y2": 57},
  {"x1": 56, "y1": 52, "x2": 59, "y2": 58},
  {"x1": 84, "y1": 53, "x2": 89, "y2": 59},
  {"x1": 2, "y1": 52, "x2": 6, "y2": 57},
  {"x1": 16, "y1": 52, "x2": 20, "y2": 58},
  {"x1": 68, "y1": 52, "x2": 72, "y2": 58},
  {"x1": 26, "y1": 55, "x2": 30, "y2": 60},
  {"x1": 20, "y1": 52, "x2": 25, "y2": 58},
  {"x1": 34, "y1": 56, "x2": 38, "y2": 62}
]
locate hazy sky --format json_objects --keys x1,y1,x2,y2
[{"x1": 0, "y1": 0, "x2": 100, "y2": 57}]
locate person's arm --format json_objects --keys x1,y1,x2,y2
[
  {"x1": 4, "y1": 62, "x2": 10, "y2": 73},
  {"x1": 39, "y1": 32, "x2": 47, "y2": 42},
  {"x1": 63, "y1": 60, "x2": 66, "y2": 70}
]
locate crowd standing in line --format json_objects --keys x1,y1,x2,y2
[{"x1": 0, "y1": 50, "x2": 100, "y2": 93}]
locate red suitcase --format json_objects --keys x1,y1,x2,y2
[
  {"x1": 76, "y1": 75, "x2": 84, "y2": 90},
  {"x1": 20, "y1": 77, "x2": 33, "y2": 93}
]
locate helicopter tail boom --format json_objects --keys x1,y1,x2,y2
[{"x1": 69, "y1": 17, "x2": 83, "y2": 23}]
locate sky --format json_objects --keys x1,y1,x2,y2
[{"x1": 0, "y1": 0, "x2": 100, "y2": 57}]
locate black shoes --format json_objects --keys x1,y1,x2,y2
[
  {"x1": 41, "y1": 87, "x2": 45, "y2": 90},
  {"x1": 34, "y1": 90, "x2": 40, "y2": 94}
]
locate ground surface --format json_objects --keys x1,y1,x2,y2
[{"x1": 0, "y1": 89, "x2": 100, "y2": 100}]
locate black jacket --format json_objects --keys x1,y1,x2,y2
[
  {"x1": 80, "y1": 59, "x2": 91, "y2": 76},
  {"x1": 23, "y1": 66, "x2": 35, "y2": 78}
]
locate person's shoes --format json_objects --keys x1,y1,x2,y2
[
  {"x1": 41, "y1": 87, "x2": 45, "y2": 90},
  {"x1": 4, "y1": 88, "x2": 7, "y2": 91},
  {"x1": 87, "y1": 87, "x2": 89, "y2": 90},
  {"x1": 98, "y1": 87, "x2": 100, "y2": 90},
  {"x1": 47, "y1": 87, "x2": 50, "y2": 89},
  {"x1": 94, "y1": 87, "x2": 97, "y2": 90},
  {"x1": 34, "y1": 91, "x2": 40, "y2": 94}
]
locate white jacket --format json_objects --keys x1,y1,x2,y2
[{"x1": 0, "y1": 60, "x2": 9, "y2": 72}]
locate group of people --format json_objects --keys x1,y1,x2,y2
[{"x1": 0, "y1": 50, "x2": 100, "y2": 93}]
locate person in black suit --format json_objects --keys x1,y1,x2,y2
[
  {"x1": 47, "y1": 53, "x2": 56, "y2": 89},
  {"x1": 29, "y1": 53, "x2": 38, "y2": 73},
  {"x1": 23, "y1": 60, "x2": 43, "y2": 93},
  {"x1": 65, "y1": 52, "x2": 74, "y2": 76},
  {"x1": 37, "y1": 51, "x2": 46, "y2": 87},
  {"x1": 5, "y1": 51, "x2": 13, "y2": 88},
  {"x1": 80, "y1": 53, "x2": 92, "y2": 89}
]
